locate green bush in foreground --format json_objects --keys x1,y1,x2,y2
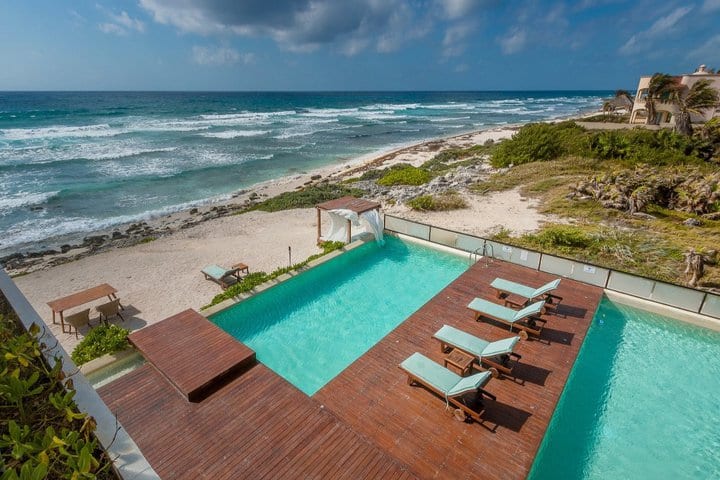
[
  {"x1": 71, "y1": 324, "x2": 130, "y2": 365},
  {"x1": 207, "y1": 241, "x2": 345, "y2": 307},
  {"x1": 0, "y1": 311, "x2": 116, "y2": 479},
  {"x1": 407, "y1": 194, "x2": 468, "y2": 211},
  {"x1": 376, "y1": 165, "x2": 432, "y2": 186}
]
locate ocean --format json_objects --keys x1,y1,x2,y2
[{"x1": 0, "y1": 91, "x2": 607, "y2": 256}]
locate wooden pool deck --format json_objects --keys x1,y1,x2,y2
[{"x1": 98, "y1": 259, "x2": 603, "y2": 479}]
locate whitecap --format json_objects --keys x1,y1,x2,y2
[
  {"x1": 0, "y1": 124, "x2": 124, "y2": 141},
  {"x1": 0, "y1": 191, "x2": 59, "y2": 214},
  {"x1": 200, "y1": 130, "x2": 270, "y2": 139}
]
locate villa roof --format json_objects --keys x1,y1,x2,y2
[{"x1": 316, "y1": 196, "x2": 381, "y2": 213}]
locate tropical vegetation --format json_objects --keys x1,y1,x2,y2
[
  {"x1": 478, "y1": 120, "x2": 720, "y2": 286},
  {"x1": 71, "y1": 324, "x2": 131, "y2": 366},
  {"x1": 0, "y1": 301, "x2": 116, "y2": 479}
]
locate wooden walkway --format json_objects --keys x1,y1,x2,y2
[
  {"x1": 100, "y1": 363, "x2": 414, "y2": 479},
  {"x1": 128, "y1": 309, "x2": 256, "y2": 401},
  {"x1": 99, "y1": 259, "x2": 603, "y2": 479},
  {"x1": 315, "y1": 260, "x2": 603, "y2": 479}
]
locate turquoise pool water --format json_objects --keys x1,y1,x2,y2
[
  {"x1": 530, "y1": 297, "x2": 720, "y2": 479},
  {"x1": 211, "y1": 236, "x2": 467, "y2": 395}
]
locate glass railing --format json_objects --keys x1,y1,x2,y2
[{"x1": 385, "y1": 214, "x2": 720, "y2": 319}]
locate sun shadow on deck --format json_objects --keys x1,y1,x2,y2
[
  {"x1": 98, "y1": 257, "x2": 603, "y2": 480},
  {"x1": 314, "y1": 258, "x2": 604, "y2": 480}
]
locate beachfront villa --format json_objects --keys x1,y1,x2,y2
[
  {"x1": 3, "y1": 200, "x2": 720, "y2": 479},
  {"x1": 630, "y1": 64, "x2": 720, "y2": 124}
]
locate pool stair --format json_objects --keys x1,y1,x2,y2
[{"x1": 128, "y1": 308, "x2": 256, "y2": 402}]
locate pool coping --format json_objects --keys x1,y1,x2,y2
[
  {"x1": 202, "y1": 234, "x2": 376, "y2": 317},
  {"x1": 202, "y1": 231, "x2": 472, "y2": 318},
  {"x1": 605, "y1": 290, "x2": 720, "y2": 332},
  {"x1": 79, "y1": 347, "x2": 141, "y2": 376}
]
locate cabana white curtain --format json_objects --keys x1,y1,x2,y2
[{"x1": 323, "y1": 208, "x2": 384, "y2": 244}]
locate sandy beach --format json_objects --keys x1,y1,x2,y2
[{"x1": 11, "y1": 125, "x2": 558, "y2": 353}]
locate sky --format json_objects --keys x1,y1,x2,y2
[{"x1": 1, "y1": 0, "x2": 719, "y2": 91}]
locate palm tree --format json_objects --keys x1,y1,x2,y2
[
  {"x1": 644, "y1": 73, "x2": 677, "y2": 125},
  {"x1": 672, "y1": 79, "x2": 720, "y2": 136}
]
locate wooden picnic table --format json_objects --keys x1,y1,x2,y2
[{"x1": 47, "y1": 283, "x2": 119, "y2": 333}]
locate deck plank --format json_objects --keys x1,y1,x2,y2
[
  {"x1": 128, "y1": 308, "x2": 256, "y2": 401},
  {"x1": 314, "y1": 259, "x2": 602, "y2": 479},
  {"x1": 99, "y1": 258, "x2": 602, "y2": 479}
]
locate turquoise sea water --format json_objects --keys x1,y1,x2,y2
[
  {"x1": 210, "y1": 236, "x2": 467, "y2": 395},
  {"x1": 530, "y1": 298, "x2": 720, "y2": 479},
  {"x1": 0, "y1": 91, "x2": 606, "y2": 255}
]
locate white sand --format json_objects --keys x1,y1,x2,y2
[{"x1": 12, "y1": 125, "x2": 554, "y2": 353}]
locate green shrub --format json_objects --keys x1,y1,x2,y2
[
  {"x1": 407, "y1": 195, "x2": 435, "y2": 211},
  {"x1": 0, "y1": 311, "x2": 115, "y2": 478},
  {"x1": 377, "y1": 165, "x2": 432, "y2": 186},
  {"x1": 524, "y1": 225, "x2": 592, "y2": 249},
  {"x1": 582, "y1": 113, "x2": 630, "y2": 123},
  {"x1": 71, "y1": 324, "x2": 130, "y2": 365},
  {"x1": 407, "y1": 194, "x2": 467, "y2": 211},
  {"x1": 491, "y1": 123, "x2": 577, "y2": 167},
  {"x1": 251, "y1": 184, "x2": 364, "y2": 212}
]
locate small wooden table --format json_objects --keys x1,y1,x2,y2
[
  {"x1": 444, "y1": 348, "x2": 474, "y2": 377},
  {"x1": 47, "y1": 283, "x2": 119, "y2": 333},
  {"x1": 231, "y1": 262, "x2": 250, "y2": 276}
]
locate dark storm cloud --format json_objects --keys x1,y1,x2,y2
[{"x1": 140, "y1": 0, "x2": 425, "y2": 53}]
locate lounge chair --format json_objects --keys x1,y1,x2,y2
[
  {"x1": 201, "y1": 264, "x2": 245, "y2": 289},
  {"x1": 467, "y1": 298, "x2": 546, "y2": 340},
  {"x1": 433, "y1": 325, "x2": 521, "y2": 378},
  {"x1": 399, "y1": 352, "x2": 496, "y2": 423},
  {"x1": 490, "y1": 277, "x2": 563, "y2": 313},
  {"x1": 96, "y1": 298, "x2": 124, "y2": 324},
  {"x1": 65, "y1": 308, "x2": 91, "y2": 339}
]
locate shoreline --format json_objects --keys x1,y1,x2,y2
[
  {"x1": 8, "y1": 114, "x2": 590, "y2": 353},
  {"x1": 2, "y1": 107, "x2": 601, "y2": 275},
  {"x1": 0, "y1": 123, "x2": 521, "y2": 274}
]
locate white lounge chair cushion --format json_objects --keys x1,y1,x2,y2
[
  {"x1": 202, "y1": 265, "x2": 230, "y2": 280},
  {"x1": 490, "y1": 278, "x2": 561, "y2": 299},
  {"x1": 434, "y1": 325, "x2": 519, "y2": 359},
  {"x1": 400, "y1": 352, "x2": 490, "y2": 397}
]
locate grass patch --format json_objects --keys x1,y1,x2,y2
[
  {"x1": 205, "y1": 241, "x2": 346, "y2": 307},
  {"x1": 70, "y1": 324, "x2": 130, "y2": 365},
  {"x1": 376, "y1": 165, "x2": 432, "y2": 186},
  {"x1": 473, "y1": 157, "x2": 599, "y2": 195},
  {"x1": 407, "y1": 193, "x2": 467, "y2": 211},
  {"x1": 250, "y1": 184, "x2": 365, "y2": 212}
]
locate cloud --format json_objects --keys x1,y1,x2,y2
[
  {"x1": 437, "y1": 0, "x2": 478, "y2": 19},
  {"x1": 454, "y1": 63, "x2": 469, "y2": 73},
  {"x1": 140, "y1": 0, "x2": 424, "y2": 55},
  {"x1": 191, "y1": 46, "x2": 254, "y2": 66},
  {"x1": 499, "y1": 27, "x2": 527, "y2": 54},
  {"x1": 442, "y1": 22, "x2": 475, "y2": 57},
  {"x1": 97, "y1": 9, "x2": 145, "y2": 35},
  {"x1": 619, "y1": 6, "x2": 692, "y2": 55},
  {"x1": 690, "y1": 34, "x2": 720, "y2": 62},
  {"x1": 702, "y1": 0, "x2": 720, "y2": 12}
]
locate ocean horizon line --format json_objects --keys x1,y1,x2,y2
[{"x1": 0, "y1": 88, "x2": 618, "y2": 94}]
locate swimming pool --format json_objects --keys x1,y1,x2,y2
[
  {"x1": 211, "y1": 236, "x2": 467, "y2": 395},
  {"x1": 529, "y1": 297, "x2": 720, "y2": 479}
]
